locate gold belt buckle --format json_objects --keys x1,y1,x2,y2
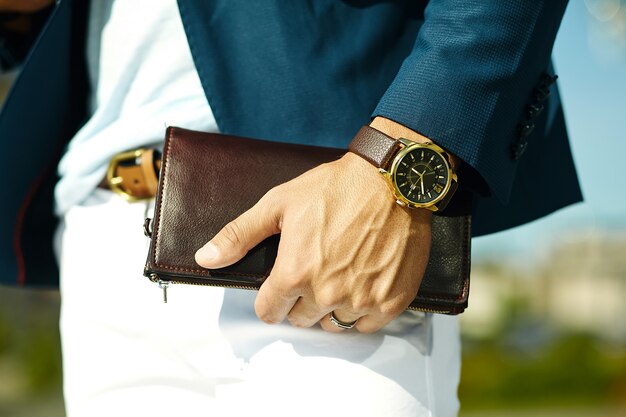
[{"x1": 106, "y1": 148, "x2": 153, "y2": 202}]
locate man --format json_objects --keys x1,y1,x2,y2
[{"x1": 0, "y1": 1, "x2": 581, "y2": 416}]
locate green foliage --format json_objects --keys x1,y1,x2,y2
[
  {"x1": 460, "y1": 333, "x2": 626, "y2": 410},
  {"x1": 14, "y1": 322, "x2": 62, "y2": 392},
  {"x1": 0, "y1": 311, "x2": 11, "y2": 353},
  {"x1": 0, "y1": 288, "x2": 63, "y2": 395}
]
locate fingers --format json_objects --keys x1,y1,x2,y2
[
  {"x1": 319, "y1": 309, "x2": 398, "y2": 333},
  {"x1": 253, "y1": 234, "x2": 307, "y2": 324},
  {"x1": 352, "y1": 314, "x2": 396, "y2": 334},
  {"x1": 195, "y1": 189, "x2": 282, "y2": 269},
  {"x1": 286, "y1": 290, "x2": 398, "y2": 334},
  {"x1": 285, "y1": 294, "x2": 367, "y2": 333},
  {"x1": 319, "y1": 310, "x2": 363, "y2": 333},
  {"x1": 258, "y1": 256, "x2": 410, "y2": 332},
  {"x1": 286, "y1": 296, "x2": 335, "y2": 329},
  {"x1": 254, "y1": 276, "x2": 300, "y2": 324}
]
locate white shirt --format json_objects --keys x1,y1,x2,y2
[{"x1": 55, "y1": 0, "x2": 217, "y2": 214}]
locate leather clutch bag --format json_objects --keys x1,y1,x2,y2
[{"x1": 144, "y1": 127, "x2": 471, "y2": 314}]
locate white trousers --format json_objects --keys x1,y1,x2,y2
[{"x1": 59, "y1": 190, "x2": 461, "y2": 417}]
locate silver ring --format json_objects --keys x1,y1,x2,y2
[{"x1": 329, "y1": 312, "x2": 358, "y2": 330}]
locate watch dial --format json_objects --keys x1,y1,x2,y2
[{"x1": 394, "y1": 147, "x2": 449, "y2": 205}]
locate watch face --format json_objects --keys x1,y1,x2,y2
[{"x1": 393, "y1": 146, "x2": 450, "y2": 205}]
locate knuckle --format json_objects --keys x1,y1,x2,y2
[
  {"x1": 356, "y1": 323, "x2": 380, "y2": 334},
  {"x1": 279, "y1": 262, "x2": 300, "y2": 279},
  {"x1": 260, "y1": 184, "x2": 284, "y2": 209},
  {"x1": 254, "y1": 190, "x2": 283, "y2": 233},
  {"x1": 315, "y1": 288, "x2": 342, "y2": 310},
  {"x1": 220, "y1": 221, "x2": 246, "y2": 248},
  {"x1": 254, "y1": 296, "x2": 281, "y2": 324},
  {"x1": 288, "y1": 278, "x2": 307, "y2": 294},
  {"x1": 379, "y1": 299, "x2": 407, "y2": 317},
  {"x1": 256, "y1": 309, "x2": 280, "y2": 325},
  {"x1": 262, "y1": 185, "x2": 281, "y2": 201},
  {"x1": 287, "y1": 314, "x2": 312, "y2": 328},
  {"x1": 277, "y1": 263, "x2": 309, "y2": 292},
  {"x1": 350, "y1": 294, "x2": 375, "y2": 313}
]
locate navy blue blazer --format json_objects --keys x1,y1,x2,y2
[{"x1": 0, "y1": 0, "x2": 582, "y2": 286}]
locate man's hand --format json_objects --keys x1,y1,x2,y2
[{"x1": 195, "y1": 151, "x2": 432, "y2": 333}]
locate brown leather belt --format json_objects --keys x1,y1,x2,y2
[{"x1": 99, "y1": 148, "x2": 162, "y2": 201}]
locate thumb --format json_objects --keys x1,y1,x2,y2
[{"x1": 195, "y1": 191, "x2": 282, "y2": 269}]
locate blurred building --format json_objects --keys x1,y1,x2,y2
[{"x1": 462, "y1": 231, "x2": 626, "y2": 343}]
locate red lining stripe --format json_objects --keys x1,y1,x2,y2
[{"x1": 12, "y1": 169, "x2": 51, "y2": 286}]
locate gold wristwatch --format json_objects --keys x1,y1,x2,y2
[{"x1": 348, "y1": 125, "x2": 458, "y2": 212}]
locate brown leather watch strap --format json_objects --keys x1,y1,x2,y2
[{"x1": 348, "y1": 125, "x2": 401, "y2": 169}]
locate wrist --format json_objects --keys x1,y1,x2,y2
[
  {"x1": 369, "y1": 116, "x2": 430, "y2": 144},
  {"x1": 369, "y1": 116, "x2": 460, "y2": 170}
]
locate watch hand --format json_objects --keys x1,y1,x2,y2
[
  {"x1": 420, "y1": 177, "x2": 425, "y2": 195},
  {"x1": 412, "y1": 168, "x2": 429, "y2": 181},
  {"x1": 411, "y1": 168, "x2": 423, "y2": 178}
]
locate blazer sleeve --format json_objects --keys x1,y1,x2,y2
[
  {"x1": 0, "y1": 6, "x2": 54, "y2": 72},
  {"x1": 372, "y1": 0, "x2": 569, "y2": 203}
]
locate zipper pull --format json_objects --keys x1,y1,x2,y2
[
  {"x1": 158, "y1": 279, "x2": 169, "y2": 303},
  {"x1": 148, "y1": 273, "x2": 170, "y2": 303}
]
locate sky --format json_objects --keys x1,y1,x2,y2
[{"x1": 473, "y1": 0, "x2": 626, "y2": 263}]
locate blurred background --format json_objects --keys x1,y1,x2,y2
[{"x1": 1, "y1": 1, "x2": 625, "y2": 416}]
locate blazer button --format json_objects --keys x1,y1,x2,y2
[
  {"x1": 527, "y1": 103, "x2": 544, "y2": 119},
  {"x1": 539, "y1": 73, "x2": 558, "y2": 86},
  {"x1": 511, "y1": 139, "x2": 528, "y2": 160},
  {"x1": 534, "y1": 85, "x2": 551, "y2": 102},
  {"x1": 519, "y1": 121, "x2": 535, "y2": 138}
]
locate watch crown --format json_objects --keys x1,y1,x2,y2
[
  {"x1": 395, "y1": 199, "x2": 407, "y2": 207},
  {"x1": 378, "y1": 168, "x2": 391, "y2": 180}
]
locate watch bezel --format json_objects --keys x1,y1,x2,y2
[{"x1": 385, "y1": 140, "x2": 454, "y2": 210}]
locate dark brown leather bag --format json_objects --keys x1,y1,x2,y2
[{"x1": 144, "y1": 127, "x2": 471, "y2": 314}]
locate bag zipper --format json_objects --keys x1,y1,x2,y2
[{"x1": 147, "y1": 273, "x2": 451, "y2": 314}]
